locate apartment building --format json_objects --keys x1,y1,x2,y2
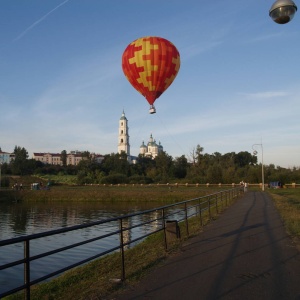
[{"x1": 33, "y1": 151, "x2": 104, "y2": 166}]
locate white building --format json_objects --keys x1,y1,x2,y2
[
  {"x1": 32, "y1": 152, "x2": 104, "y2": 166},
  {"x1": 117, "y1": 111, "x2": 163, "y2": 161},
  {"x1": 0, "y1": 152, "x2": 13, "y2": 164},
  {"x1": 118, "y1": 110, "x2": 131, "y2": 161},
  {"x1": 140, "y1": 134, "x2": 163, "y2": 159}
]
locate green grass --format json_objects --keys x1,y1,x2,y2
[
  {"x1": 13, "y1": 185, "x2": 225, "y2": 202},
  {"x1": 267, "y1": 188, "x2": 300, "y2": 236},
  {"x1": 37, "y1": 174, "x2": 77, "y2": 185}
]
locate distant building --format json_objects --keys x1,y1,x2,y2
[
  {"x1": 32, "y1": 152, "x2": 104, "y2": 166},
  {"x1": 33, "y1": 153, "x2": 62, "y2": 165},
  {"x1": 140, "y1": 134, "x2": 163, "y2": 159},
  {"x1": 118, "y1": 110, "x2": 130, "y2": 156},
  {"x1": 117, "y1": 111, "x2": 164, "y2": 161},
  {"x1": 0, "y1": 151, "x2": 13, "y2": 164},
  {"x1": 118, "y1": 110, "x2": 133, "y2": 162}
]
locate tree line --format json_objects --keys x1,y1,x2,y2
[{"x1": 1, "y1": 145, "x2": 300, "y2": 186}]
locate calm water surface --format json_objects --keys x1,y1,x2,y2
[{"x1": 0, "y1": 199, "x2": 166, "y2": 295}]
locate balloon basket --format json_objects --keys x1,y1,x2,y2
[{"x1": 149, "y1": 106, "x2": 156, "y2": 114}]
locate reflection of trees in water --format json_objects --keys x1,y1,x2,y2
[
  {"x1": 0, "y1": 200, "x2": 186, "y2": 294},
  {"x1": 2, "y1": 201, "x2": 163, "y2": 238},
  {"x1": 9, "y1": 203, "x2": 29, "y2": 234}
]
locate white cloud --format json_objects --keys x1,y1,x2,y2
[{"x1": 239, "y1": 90, "x2": 289, "y2": 99}]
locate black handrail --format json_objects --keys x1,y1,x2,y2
[{"x1": 0, "y1": 187, "x2": 241, "y2": 299}]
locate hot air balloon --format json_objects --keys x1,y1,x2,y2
[{"x1": 122, "y1": 36, "x2": 180, "y2": 114}]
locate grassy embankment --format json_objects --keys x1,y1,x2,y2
[
  {"x1": 4, "y1": 184, "x2": 239, "y2": 300},
  {"x1": 267, "y1": 188, "x2": 300, "y2": 237},
  {"x1": 5, "y1": 179, "x2": 227, "y2": 203}
]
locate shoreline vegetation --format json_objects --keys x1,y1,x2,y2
[
  {"x1": 1, "y1": 179, "x2": 237, "y2": 203},
  {"x1": 3, "y1": 183, "x2": 300, "y2": 300}
]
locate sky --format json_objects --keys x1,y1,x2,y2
[{"x1": 0, "y1": 0, "x2": 299, "y2": 168}]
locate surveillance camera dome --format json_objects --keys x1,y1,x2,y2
[{"x1": 269, "y1": 0, "x2": 297, "y2": 24}]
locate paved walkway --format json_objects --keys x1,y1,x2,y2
[{"x1": 114, "y1": 191, "x2": 300, "y2": 300}]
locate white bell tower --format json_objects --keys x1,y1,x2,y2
[{"x1": 118, "y1": 110, "x2": 130, "y2": 156}]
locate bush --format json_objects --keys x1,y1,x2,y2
[
  {"x1": 0, "y1": 176, "x2": 10, "y2": 187},
  {"x1": 100, "y1": 174, "x2": 129, "y2": 184},
  {"x1": 128, "y1": 175, "x2": 153, "y2": 184}
]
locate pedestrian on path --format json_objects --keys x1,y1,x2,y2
[{"x1": 244, "y1": 182, "x2": 248, "y2": 192}]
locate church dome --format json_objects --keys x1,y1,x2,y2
[
  {"x1": 147, "y1": 134, "x2": 157, "y2": 147},
  {"x1": 120, "y1": 110, "x2": 127, "y2": 120},
  {"x1": 147, "y1": 141, "x2": 157, "y2": 147},
  {"x1": 140, "y1": 141, "x2": 147, "y2": 148}
]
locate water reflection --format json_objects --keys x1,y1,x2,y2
[
  {"x1": 0, "y1": 201, "x2": 161, "y2": 238},
  {"x1": 0, "y1": 200, "x2": 168, "y2": 294}
]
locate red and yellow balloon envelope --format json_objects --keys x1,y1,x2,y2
[{"x1": 122, "y1": 36, "x2": 180, "y2": 114}]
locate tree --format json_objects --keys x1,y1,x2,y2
[
  {"x1": 11, "y1": 146, "x2": 29, "y2": 175},
  {"x1": 131, "y1": 155, "x2": 155, "y2": 177},
  {"x1": 189, "y1": 144, "x2": 204, "y2": 166},
  {"x1": 189, "y1": 147, "x2": 196, "y2": 165},
  {"x1": 61, "y1": 150, "x2": 67, "y2": 167},
  {"x1": 173, "y1": 155, "x2": 188, "y2": 179},
  {"x1": 222, "y1": 166, "x2": 236, "y2": 183},
  {"x1": 212, "y1": 152, "x2": 222, "y2": 163},
  {"x1": 14, "y1": 146, "x2": 28, "y2": 159},
  {"x1": 76, "y1": 154, "x2": 103, "y2": 184},
  {"x1": 221, "y1": 152, "x2": 236, "y2": 169},
  {"x1": 234, "y1": 151, "x2": 255, "y2": 168},
  {"x1": 154, "y1": 151, "x2": 173, "y2": 182},
  {"x1": 101, "y1": 152, "x2": 130, "y2": 176},
  {"x1": 206, "y1": 163, "x2": 223, "y2": 183},
  {"x1": 81, "y1": 151, "x2": 91, "y2": 159},
  {"x1": 195, "y1": 145, "x2": 204, "y2": 165}
]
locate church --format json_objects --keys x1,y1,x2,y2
[{"x1": 117, "y1": 111, "x2": 163, "y2": 161}]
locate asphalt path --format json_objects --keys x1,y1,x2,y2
[{"x1": 114, "y1": 191, "x2": 300, "y2": 300}]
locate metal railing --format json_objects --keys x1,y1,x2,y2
[{"x1": 0, "y1": 187, "x2": 241, "y2": 299}]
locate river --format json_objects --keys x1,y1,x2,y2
[{"x1": 0, "y1": 199, "x2": 167, "y2": 295}]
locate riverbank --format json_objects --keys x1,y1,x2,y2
[
  {"x1": 1, "y1": 185, "x2": 226, "y2": 202},
  {"x1": 6, "y1": 196, "x2": 223, "y2": 300},
  {"x1": 4, "y1": 188, "x2": 240, "y2": 300}
]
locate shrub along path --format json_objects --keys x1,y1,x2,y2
[{"x1": 114, "y1": 191, "x2": 300, "y2": 300}]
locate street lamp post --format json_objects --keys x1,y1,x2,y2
[
  {"x1": 269, "y1": 0, "x2": 297, "y2": 24},
  {"x1": 252, "y1": 143, "x2": 265, "y2": 191},
  {"x1": 0, "y1": 155, "x2": 2, "y2": 190}
]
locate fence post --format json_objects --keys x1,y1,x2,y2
[
  {"x1": 24, "y1": 240, "x2": 30, "y2": 300},
  {"x1": 184, "y1": 202, "x2": 189, "y2": 236},
  {"x1": 119, "y1": 219, "x2": 125, "y2": 281},
  {"x1": 225, "y1": 191, "x2": 228, "y2": 206},
  {"x1": 216, "y1": 194, "x2": 218, "y2": 214},
  {"x1": 208, "y1": 196, "x2": 211, "y2": 219},
  {"x1": 221, "y1": 192, "x2": 223, "y2": 210},
  {"x1": 198, "y1": 198, "x2": 203, "y2": 227},
  {"x1": 162, "y1": 208, "x2": 168, "y2": 250}
]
